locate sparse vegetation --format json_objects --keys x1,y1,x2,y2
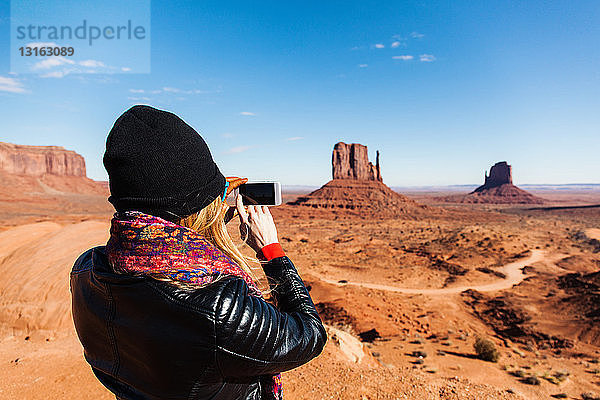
[
  {"x1": 474, "y1": 336, "x2": 499, "y2": 362},
  {"x1": 522, "y1": 375, "x2": 540, "y2": 385},
  {"x1": 511, "y1": 347, "x2": 525, "y2": 357},
  {"x1": 511, "y1": 369, "x2": 526, "y2": 378},
  {"x1": 582, "y1": 393, "x2": 600, "y2": 400},
  {"x1": 412, "y1": 350, "x2": 427, "y2": 358},
  {"x1": 539, "y1": 369, "x2": 570, "y2": 385},
  {"x1": 550, "y1": 394, "x2": 567, "y2": 399}
]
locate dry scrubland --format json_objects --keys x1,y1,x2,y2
[{"x1": 1, "y1": 177, "x2": 600, "y2": 399}]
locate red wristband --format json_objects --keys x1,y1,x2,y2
[{"x1": 257, "y1": 243, "x2": 285, "y2": 261}]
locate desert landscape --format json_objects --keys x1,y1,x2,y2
[{"x1": 1, "y1": 141, "x2": 600, "y2": 400}]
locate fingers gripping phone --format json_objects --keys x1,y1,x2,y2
[{"x1": 233, "y1": 182, "x2": 282, "y2": 206}]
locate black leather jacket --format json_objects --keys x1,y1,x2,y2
[{"x1": 70, "y1": 246, "x2": 326, "y2": 399}]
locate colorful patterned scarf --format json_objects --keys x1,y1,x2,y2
[{"x1": 105, "y1": 210, "x2": 283, "y2": 399}]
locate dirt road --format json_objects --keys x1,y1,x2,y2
[{"x1": 319, "y1": 250, "x2": 545, "y2": 295}]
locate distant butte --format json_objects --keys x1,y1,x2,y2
[
  {"x1": 476, "y1": 161, "x2": 513, "y2": 190},
  {"x1": 289, "y1": 142, "x2": 425, "y2": 215},
  {"x1": 442, "y1": 161, "x2": 545, "y2": 204}
]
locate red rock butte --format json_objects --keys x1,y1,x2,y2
[
  {"x1": 463, "y1": 161, "x2": 545, "y2": 204},
  {"x1": 332, "y1": 142, "x2": 382, "y2": 182},
  {"x1": 289, "y1": 142, "x2": 424, "y2": 215}
]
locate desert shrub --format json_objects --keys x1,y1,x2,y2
[
  {"x1": 412, "y1": 350, "x2": 427, "y2": 358},
  {"x1": 582, "y1": 393, "x2": 600, "y2": 400},
  {"x1": 511, "y1": 369, "x2": 526, "y2": 378},
  {"x1": 550, "y1": 393, "x2": 567, "y2": 399},
  {"x1": 523, "y1": 376, "x2": 540, "y2": 385},
  {"x1": 553, "y1": 370, "x2": 570, "y2": 383},
  {"x1": 474, "y1": 336, "x2": 499, "y2": 362},
  {"x1": 512, "y1": 347, "x2": 525, "y2": 357}
]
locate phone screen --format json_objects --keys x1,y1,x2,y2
[{"x1": 238, "y1": 183, "x2": 276, "y2": 205}]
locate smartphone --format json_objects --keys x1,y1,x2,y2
[{"x1": 233, "y1": 182, "x2": 282, "y2": 206}]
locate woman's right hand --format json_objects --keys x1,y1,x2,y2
[{"x1": 236, "y1": 194, "x2": 279, "y2": 253}]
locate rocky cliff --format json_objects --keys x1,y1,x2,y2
[
  {"x1": 332, "y1": 142, "x2": 382, "y2": 182},
  {"x1": 0, "y1": 142, "x2": 86, "y2": 177},
  {"x1": 0, "y1": 142, "x2": 109, "y2": 225}
]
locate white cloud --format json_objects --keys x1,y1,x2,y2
[
  {"x1": 128, "y1": 96, "x2": 151, "y2": 101},
  {"x1": 0, "y1": 76, "x2": 26, "y2": 93},
  {"x1": 221, "y1": 133, "x2": 234, "y2": 138},
  {"x1": 129, "y1": 87, "x2": 219, "y2": 98},
  {"x1": 419, "y1": 54, "x2": 436, "y2": 62},
  {"x1": 391, "y1": 41, "x2": 402, "y2": 48},
  {"x1": 374, "y1": 43, "x2": 385, "y2": 49},
  {"x1": 239, "y1": 111, "x2": 256, "y2": 116},
  {"x1": 79, "y1": 59, "x2": 105, "y2": 68},
  {"x1": 32, "y1": 57, "x2": 75, "y2": 70},
  {"x1": 392, "y1": 55, "x2": 414, "y2": 60},
  {"x1": 224, "y1": 145, "x2": 253, "y2": 154},
  {"x1": 410, "y1": 32, "x2": 425, "y2": 39},
  {"x1": 358, "y1": 64, "x2": 368, "y2": 68},
  {"x1": 31, "y1": 57, "x2": 118, "y2": 78},
  {"x1": 286, "y1": 136, "x2": 304, "y2": 141},
  {"x1": 40, "y1": 70, "x2": 68, "y2": 78},
  {"x1": 121, "y1": 67, "x2": 131, "y2": 72}
]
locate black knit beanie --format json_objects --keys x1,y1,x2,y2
[{"x1": 103, "y1": 105, "x2": 226, "y2": 222}]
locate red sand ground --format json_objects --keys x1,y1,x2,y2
[{"x1": 1, "y1": 175, "x2": 600, "y2": 399}]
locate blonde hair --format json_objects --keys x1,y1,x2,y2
[{"x1": 173, "y1": 196, "x2": 273, "y2": 297}]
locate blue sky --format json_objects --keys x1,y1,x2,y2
[{"x1": 0, "y1": 0, "x2": 598, "y2": 185}]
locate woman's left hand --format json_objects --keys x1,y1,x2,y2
[{"x1": 224, "y1": 176, "x2": 248, "y2": 224}]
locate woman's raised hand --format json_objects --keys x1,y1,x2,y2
[{"x1": 236, "y1": 194, "x2": 279, "y2": 253}]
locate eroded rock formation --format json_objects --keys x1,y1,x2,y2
[
  {"x1": 291, "y1": 142, "x2": 426, "y2": 215},
  {"x1": 0, "y1": 142, "x2": 86, "y2": 177},
  {"x1": 477, "y1": 161, "x2": 512, "y2": 191},
  {"x1": 332, "y1": 142, "x2": 381, "y2": 182},
  {"x1": 438, "y1": 161, "x2": 545, "y2": 204}
]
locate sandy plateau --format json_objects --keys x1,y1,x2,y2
[{"x1": 1, "y1": 174, "x2": 600, "y2": 398}]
